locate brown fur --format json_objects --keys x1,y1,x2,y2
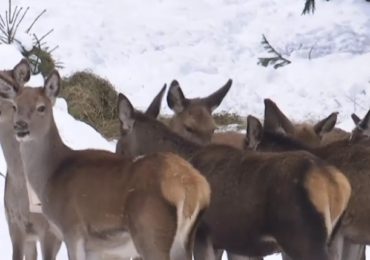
[
  {"x1": 3, "y1": 70, "x2": 210, "y2": 260},
  {"x1": 116, "y1": 95, "x2": 350, "y2": 260},
  {"x1": 264, "y1": 99, "x2": 348, "y2": 148},
  {"x1": 304, "y1": 167, "x2": 351, "y2": 236},
  {"x1": 0, "y1": 60, "x2": 61, "y2": 260},
  {"x1": 166, "y1": 79, "x2": 232, "y2": 145},
  {"x1": 211, "y1": 131, "x2": 246, "y2": 150},
  {"x1": 256, "y1": 100, "x2": 370, "y2": 260}
]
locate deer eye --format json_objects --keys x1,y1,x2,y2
[
  {"x1": 12, "y1": 105, "x2": 17, "y2": 112},
  {"x1": 37, "y1": 105, "x2": 46, "y2": 113},
  {"x1": 185, "y1": 126, "x2": 195, "y2": 134}
]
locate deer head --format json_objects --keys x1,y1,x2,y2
[
  {"x1": 263, "y1": 98, "x2": 342, "y2": 147},
  {"x1": 166, "y1": 79, "x2": 232, "y2": 145},
  {"x1": 0, "y1": 70, "x2": 61, "y2": 142},
  {"x1": 0, "y1": 59, "x2": 31, "y2": 124},
  {"x1": 351, "y1": 110, "x2": 370, "y2": 142}
]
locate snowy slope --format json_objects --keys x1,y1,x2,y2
[
  {"x1": 1, "y1": 0, "x2": 370, "y2": 259},
  {"x1": 10, "y1": 0, "x2": 370, "y2": 126}
]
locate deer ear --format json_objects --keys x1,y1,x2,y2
[
  {"x1": 44, "y1": 70, "x2": 60, "y2": 105},
  {"x1": 0, "y1": 78, "x2": 17, "y2": 100},
  {"x1": 145, "y1": 84, "x2": 166, "y2": 118},
  {"x1": 351, "y1": 113, "x2": 361, "y2": 125},
  {"x1": 118, "y1": 93, "x2": 135, "y2": 133},
  {"x1": 358, "y1": 109, "x2": 370, "y2": 130},
  {"x1": 202, "y1": 79, "x2": 232, "y2": 112},
  {"x1": 314, "y1": 112, "x2": 338, "y2": 137},
  {"x1": 13, "y1": 59, "x2": 31, "y2": 86},
  {"x1": 167, "y1": 80, "x2": 187, "y2": 114},
  {"x1": 246, "y1": 115, "x2": 263, "y2": 150},
  {"x1": 263, "y1": 98, "x2": 294, "y2": 135}
]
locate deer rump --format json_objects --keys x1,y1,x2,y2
[{"x1": 189, "y1": 144, "x2": 349, "y2": 258}]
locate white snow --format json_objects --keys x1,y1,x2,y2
[{"x1": 1, "y1": 0, "x2": 370, "y2": 259}]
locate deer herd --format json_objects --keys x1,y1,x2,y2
[{"x1": 0, "y1": 59, "x2": 369, "y2": 260}]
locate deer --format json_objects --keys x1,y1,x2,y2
[
  {"x1": 165, "y1": 80, "x2": 350, "y2": 151},
  {"x1": 123, "y1": 83, "x2": 261, "y2": 260},
  {"x1": 262, "y1": 100, "x2": 351, "y2": 147},
  {"x1": 246, "y1": 98, "x2": 370, "y2": 260},
  {"x1": 116, "y1": 91, "x2": 351, "y2": 260},
  {"x1": 166, "y1": 79, "x2": 248, "y2": 150},
  {"x1": 0, "y1": 65, "x2": 211, "y2": 260},
  {"x1": 0, "y1": 60, "x2": 62, "y2": 260}
]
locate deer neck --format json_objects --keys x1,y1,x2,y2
[
  {"x1": 0, "y1": 120, "x2": 23, "y2": 178},
  {"x1": 19, "y1": 115, "x2": 71, "y2": 200},
  {"x1": 136, "y1": 117, "x2": 201, "y2": 159}
]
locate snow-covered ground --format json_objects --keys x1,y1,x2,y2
[{"x1": 1, "y1": 0, "x2": 370, "y2": 259}]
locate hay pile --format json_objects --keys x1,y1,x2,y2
[{"x1": 60, "y1": 71, "x2": 120, "y2": 139}]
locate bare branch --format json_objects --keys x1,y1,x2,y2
[
  {"x1": 49, "y1": 45, "x2": 59, "y2": 54},
  {"x1": 0, "y1": 171, "x2": 5, "y2": 178},
  {"x1": 26, "y1": 9, "x2": 46, "y2": 33},
  {"x1": 38, "y1": 28, "x2": 54, "y2": 42},
  {"x1": 11, "y1": 7, "x2": 26, "y2": 41}
]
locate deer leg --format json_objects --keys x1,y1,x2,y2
[
  {"x1": 277, "y1": 231, "x2": 329, "y2": 260},
  {"x1": 86, "y1": 251, "x2": 100, "y2": 260},
  {"x1": 24, "y1": 240, "x2": 37, "y2": 260},
  {"x1": 9, "y1": 225, "x2": 25, "y2": 260},
  {"x1": 40, "y1": 230, "x2": 62, "y2": 260},
  {"x1": 215, "y1": 249, "x2": 224, "y2": 260},
  {"x1": 340, "y1": 239, "x2": 365, "y2": 260},
  {"x1": 327, "y1": 232, "x2": 344, "y2": 260},
  {"x1": 127, "y1": 195, "x2": 175, "y2": 260},
  {"x1": 281, "y1": 252, "x2": 293, "y2": 260},
  {"x1": 193, "y1": 228, "x2": 217, "y2": 260},
  {"x1": 64, "y1": 236, "x2": 86, "y2": 260}
]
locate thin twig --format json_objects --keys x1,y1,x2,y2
[
  {"x1": 38, "y1": 28, "x2": 53, "y2": 42},
  {"x1": 26, "y1": 9, "x2": 46, "y2": 33},
  {"x1": 10, "y1": 7, "x2": 26, "y2": 41},
  {"x1": 0, "y1": 172, "x2": 5, "y2": 178},
  {"x1": 308, "y1": 41, "x2": 318, "y2": 60},
  {"x1": 345, "y1": 95, "x2": 367, "y2": 112},
  {"x1": 49, "y1": 45, "x2": 59, "y2": 54}
]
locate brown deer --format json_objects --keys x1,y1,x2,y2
[
  {"x1": 117, "y1": 85, "x2": 253, "y2": 260},
  {"x1": 1, "y1": 68, "x2": 211, "y2": 260},
  {"x1": 116, "y1": 92, "x2": 351, "y2": 260},
  {"x1": 263, "y1": 100, "x2": 350, "y2": 147},
  {"x1": 0, "y1": 60, "x2": 61, "y2": 260},
  {"x1": 166, "y1": 79, "x2": 248, "y2": 148},
  {"x1": 247, "y1": 99, "x2": 370, "y2": 260}
]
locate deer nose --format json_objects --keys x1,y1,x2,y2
[{"x1": 14, "y1": 120, "x2": 29, "y2": 131}]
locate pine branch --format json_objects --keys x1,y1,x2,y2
[{"x1": 258, "y1": 34, "x2": 291, "y2": 69}]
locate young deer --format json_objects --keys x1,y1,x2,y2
[
  {"x1": 263, "y1": 100, "x2": 349, "y2": 147},
  {"x1": 1, "y1": 68, "x2": 211, "y2": 260},
  {"x1": 116, "y1": 93, "x2": 351, "y2": 260},
  {"x1": 0, "y1": 60, "x2": 61, "y2": 260},
  {"x1": 117, "y1": 85, "x2": 254, "y2": 260},
  {"x1": 247, "y1": 99, "x2": 370, "y2": 260},
  {"x1": 166, "y1": 79, "x2": 248, "y2": 149}
]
